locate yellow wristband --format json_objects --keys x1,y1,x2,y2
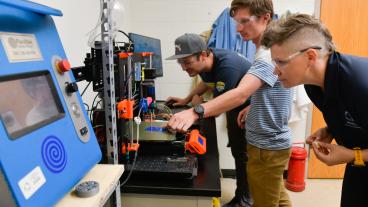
[{"x1": 353, "y1": 147, "x2": 366, "y2": 167}]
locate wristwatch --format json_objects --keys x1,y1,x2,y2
[
  {"x1": 193, "y1": 104, "x2": 204, "y2": 119},
  {"x1": 353, "y1": 147, "x2": 366, "y2": 167}
]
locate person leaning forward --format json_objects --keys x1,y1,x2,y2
[
  {"x1": 166, "y1": 33, "x2": 253, "y2": 207},
  {"x1": 262, "y1": 13, "x2": 368, "y2": 207}
]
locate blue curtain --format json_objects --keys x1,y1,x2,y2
[{"x1": 207, "y1": 8, "x2": 256, "y2": 62}]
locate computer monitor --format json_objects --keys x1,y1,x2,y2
[{"x1": 129, "y1": 33, "x2": 163, "y2": 77}]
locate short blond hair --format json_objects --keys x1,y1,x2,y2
[{"x1": 261, "y1": 13, "x2": 336, "y2": 52}]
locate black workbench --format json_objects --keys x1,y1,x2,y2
[{"x1": 121, "y1": 116, "x2": 221, "y2": 197}]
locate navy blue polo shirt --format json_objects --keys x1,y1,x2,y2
[
  {"x1": 305, "y1": 51, "x2": 368, "y2": 149},
  {"x1": 199, "y1": 48, "x2": 252, "y2": 97}
]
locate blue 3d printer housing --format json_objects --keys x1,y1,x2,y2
[{"x1": 0, "y1": 1, "x2": 101, "y2": 206}]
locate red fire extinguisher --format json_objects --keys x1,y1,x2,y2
[{"x1": 285, "y1": 142, "x2": 307, "y2": 192}]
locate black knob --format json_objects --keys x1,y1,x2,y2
[{"x1": 66, "y1": 82, "x2": 79, "y2": 94}]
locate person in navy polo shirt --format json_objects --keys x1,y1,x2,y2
[
  {"x1": 166, "y1": 33, "x2": 253, "y2": 207},
  {"x1": 262, "y1": 13, "x2": 368, "y2": 207}
]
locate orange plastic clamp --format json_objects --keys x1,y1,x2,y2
[
  {"x1": 121, "y1": 143, "x2": 127, "y2": 154},
  {"x1": 185, "y1": 129, "x2": 206, "y2": 155},
  {"x1": 128, "y1": 143, "x2": 140, "y2": 152},
  {"x1": 117, "y1": 99, "x2": 134, "y2": 119},
  {"x1": 119, "y1": 52, "x2": 133, "y2": 59},
  {"x1": 140, "y1": 52, "x2": 153, "y2": 57}
]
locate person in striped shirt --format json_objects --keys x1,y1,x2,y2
[{"x1": 167, "y1": 0, "x2": 293, "y2": 206}]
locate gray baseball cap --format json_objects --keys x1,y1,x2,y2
[{"x1": 166, "y1": 33, "x2": 207, "y2": 60}]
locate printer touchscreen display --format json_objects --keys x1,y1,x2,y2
[{"x1": 0, "y1": 72, "x2": 64, "y2": 139}]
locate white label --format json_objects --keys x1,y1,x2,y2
[
  {"x1": 18, "y1": 166, "x2": 46, "y2": 200},
  {"x1": 1, "y1": 32, "x2": 43, "y2": 62}
]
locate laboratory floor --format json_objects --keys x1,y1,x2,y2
[{"x1": 220, "y1": 178, "x2": 343, "y2": 207}]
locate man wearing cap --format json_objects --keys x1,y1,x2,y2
[{"x1": 166, "y1": 33, "x2": 253, "y2": 207}]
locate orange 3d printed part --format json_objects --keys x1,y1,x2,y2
[
  {"x1": 117, "y1": 99, "x2": 134, "y2": 119},
  {"x1": 185, "y1": 129, "x2": 206, "y2": 155}
]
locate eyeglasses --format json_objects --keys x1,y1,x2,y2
[
  {"x1": 233, "y1": 16, "x2": 257, "y2": 26},
  {"x1": 177, "y1": 57, "x2": 196, "y2": 67},
  {"x1": 272, "y1": 46, "x2": 322, "y2": 68}
]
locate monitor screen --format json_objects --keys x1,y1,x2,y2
[
  {"x1": 129, "y1": 33, "x2": 163, "y2": 77},
  {"x1": 0, "y1": 71, "x2": 65, "y2": 139}
]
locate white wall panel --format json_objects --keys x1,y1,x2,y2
[{"x1": 128, "y1": 0, "x2": 232, "y2": 100}]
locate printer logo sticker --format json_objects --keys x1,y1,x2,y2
[{"x1": 0, "y1": 32, "x2": 43, "y2": 63}]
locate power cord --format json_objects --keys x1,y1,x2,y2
[{"x1": 120, "y1": 110, "x2": 142, "y2": 187}]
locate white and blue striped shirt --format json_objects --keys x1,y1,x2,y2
[{"x1": 245, "y1": 47, "x2": 293, "y2": 150}]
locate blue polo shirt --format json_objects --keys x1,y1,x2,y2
[
  {"x1": 199, "y1": 48, "x2": 252, "y2": 97},
  {"x1": 305, "y1": 51, "x2": 368, "y2": 149}
]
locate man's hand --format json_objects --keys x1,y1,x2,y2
[
  {"x1": 312, "y1": 141, "x2": 354, "y2": 166},
  {"x1": 306, "y1": 127, "x2": 333, "y2": 145},
  {"x1": 237, "y1": 105, "x2": 250, "y2": 129},
  {"x1": 191, "y1": 94, "x2": 204, "y2": 106},
  {"x1": 155, "y1": 113, "x2": 172, "y2": 120},
  {"x1": 165, "y1": 96, "x2": 189, "y2": 107},
  {"x1": 167, "y1": 108, "x2": 199, "y2": 133}
]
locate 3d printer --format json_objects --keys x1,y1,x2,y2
[{"x1": 72, "y1": 32, "x2": 206, "y2": 180}]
